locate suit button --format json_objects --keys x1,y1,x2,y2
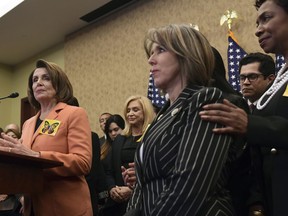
[{"x1": 271, "y1": 148, "x2": 277, "y2": 154}]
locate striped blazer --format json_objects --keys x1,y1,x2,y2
[{"x1": 126, "y1": 86, "x2": 239, "y2": 216}]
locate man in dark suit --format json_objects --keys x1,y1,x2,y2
[
  {"x1": 85, "y1": 132, "x2": 101, "y2": 216},
  {"x1": 98, "y1": 113, "x2": 111, "y2": 145},
  {"x1": 238, "y1": 52, "x2": 275, "y2": 215}
]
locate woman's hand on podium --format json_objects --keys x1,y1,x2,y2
[{"x1": 0, "y1": 132, "x2": 40, "y2": 157}]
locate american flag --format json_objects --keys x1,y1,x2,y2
[
  {"x1": 227, "y1": 31, "x2": 247, "y2": 92},
  {"x1": 147, "y1": 72, "x2": 166, "y2": 108},
  {"x1": 275, "y1": 54, "x2": 285, "y2": 73}
]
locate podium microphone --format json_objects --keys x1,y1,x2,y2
[{"x1": 0, "y1": 92, "x2": 19, "y2": 100}]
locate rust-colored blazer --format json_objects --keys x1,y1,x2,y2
[{"x1": 21, "y1": 102, "x2": 92, "y2": 216}]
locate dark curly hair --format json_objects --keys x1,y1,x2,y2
[
  {"x1": 239, "y1": 52, "x2": 275, "y2": 77},
  {"x1": 104, "y1": 114, "x2": 125, "y2": 143},
  {"x1": 101, "y1": 114, "x2": 125, "y2": 160},
  {"x1": 255, "y1": 0, "x2": 288, "y2": 13}
]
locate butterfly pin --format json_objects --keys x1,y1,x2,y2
[{"x1": 40, "y1": 119, "x2": 61, "y2": 135}]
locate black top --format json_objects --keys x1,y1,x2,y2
[
  {"x1": 121, "y1": 135, "x2": 141, "y2": 169},
  {"x1": 35, "y1": 117, "x2": 42, "y2": 132}
]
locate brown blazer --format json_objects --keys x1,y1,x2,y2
[{"x1": 21, "y1": 102, "x2": 92, "y2": 216}]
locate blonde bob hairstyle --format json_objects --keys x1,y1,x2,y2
[
  {"x1": 28, "y1": 59, "x2": 74, "y2": 111},
  {"x1": 122, "y1": 95, "x2": 155, "y2": 136},
  {"x1": 144, "y1": 24, "x2": 215, "y2": 87}
]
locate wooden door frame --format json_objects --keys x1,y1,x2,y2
[{"x1": 20, "y1": 97, "x2": 36, "y2": 129}]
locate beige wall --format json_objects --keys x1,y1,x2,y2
[
  {"x1": 65, "y1": 0, "x2": 262, "y2": 135},
  {"x1": 1, "y1": 44, "x2": 64, "y2": 130},
  {"x1": 2, "y1": 0, "x2": 264, "y2": 135},
  {"x1": 0, "y1": 64, "x2": 13, "y2": 128}
]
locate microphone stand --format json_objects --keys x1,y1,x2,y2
[
  {"x1": 0, "y1": 93, "x2": 19, "y2": 101},
  {"x1": 0, "y1": 96, "x2": 11, "y2": 100}
]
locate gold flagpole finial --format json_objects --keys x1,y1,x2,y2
[{"x1": 220, "y1": 10, "x2": 238, "y2": 31}]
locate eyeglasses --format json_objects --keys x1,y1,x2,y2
[{"x1": 239, "y1": 73, "x2": 264, "y2": 83}]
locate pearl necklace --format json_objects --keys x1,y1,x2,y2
[{"x1": 257, "y1": 63, "x2": 288, "y2": 110}]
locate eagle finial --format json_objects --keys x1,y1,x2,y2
[{"x1": 220, "y1": 10, "x2": 238, "y2": 30}]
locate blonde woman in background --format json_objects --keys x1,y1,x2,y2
[{"x1": 103, "y1": 96, "x2": 155, "y2": 216}]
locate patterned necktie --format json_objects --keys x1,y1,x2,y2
[{"x1": 250, "y1": 103, "x2": 256, "y2": 113}]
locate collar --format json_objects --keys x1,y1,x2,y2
[{"x1": 247, "y1": 99, "x2": 257, "y2": 106}]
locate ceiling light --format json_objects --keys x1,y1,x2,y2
[{"x1": 0, "y1": 0, "x2": 24, "y2": 18}]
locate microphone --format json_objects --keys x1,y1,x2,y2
[{"x1": 0, "y1": 92, "x2": 19, "y2": 100}]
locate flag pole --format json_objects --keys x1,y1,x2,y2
[{"x1": 220, "y1": 10, "x2": 247, "y2": 92}]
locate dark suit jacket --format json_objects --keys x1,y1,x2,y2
[
  {"x1": 104, "y1": 135, "x2": 133, "y2": 216},
  {"x1": 127, "y1": 86, "x2": 240, "y2": 216},
  {"x1": 247, "y1": 81, "x2": 288, "y2": 216},
  {"x1": 223, "y1": 93, "x2": 252, "y2": 216},
  {"x1": 85, "y1": 132, "x2": 101, "y2": 216},
  {"x1": 99, "y1": 136, "x2": 106, "y2": 146},
  {"x1": 106, "y1": 135, "x2": 126, "y2": 189}
]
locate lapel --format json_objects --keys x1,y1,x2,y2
[
  {"x1": 24, "y1": 113, "x2": 40, "y2": 149},
  {"x1": 113, "y1": 135, "x2": 126, "y2": 168},
  {"x1": 255, "y1": 82, "x2": 288, "y2": 116},
  {"x1": 30, "y1": 102, "x2": 66, "y2": 147},
  {"x1": 141, "y1": 85, "x2": 202, "y2": 176}
]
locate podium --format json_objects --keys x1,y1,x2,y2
[{"x1": 0, "y1": 151, "x2": 63, "y2": 193}]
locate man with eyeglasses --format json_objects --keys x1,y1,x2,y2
[
  {"x1": 238, "y1": 52, "x2": 275, "y2": 215},
  {"x1": 239, "y1": 52, "x2": 275, "y2": 112}
]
